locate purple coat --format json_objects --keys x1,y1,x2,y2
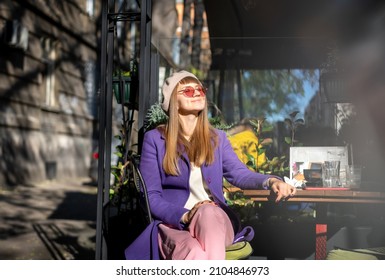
[{"x1": 125, "y1": 128, "x2": 276, "y2": 259}]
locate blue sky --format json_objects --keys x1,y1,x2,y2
[{"x1": 269, "y1": 77, "x2": 319, "y2": 122}]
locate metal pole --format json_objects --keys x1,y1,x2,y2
[{"x1": 95, "y1": 0, "x2": 108, "y2": 260}]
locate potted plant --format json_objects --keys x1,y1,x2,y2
[
  {"x1": 107, "y1": 123, "x2": 144, "y2": 259},
  {"x1": 113, "y1": 58, "x2": 139, "y2": 109},
  {"x1": 109, "y1": 123, "x2": 133, "y2": 214}
]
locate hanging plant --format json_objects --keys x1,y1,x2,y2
[{"x1": 113, "y1": 58, "x2": 139, "y2": 109}]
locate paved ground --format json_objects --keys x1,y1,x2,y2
[
  {"x1": 3, "y1": 177, "x2": 383, "y2": 261},
  {"x1": 0, "y1": 177, "x2": 97, "y2": 260}
]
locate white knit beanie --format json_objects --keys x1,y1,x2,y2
[{"x1": 161, "y1": 70, "x2": 200, "y2": 112}]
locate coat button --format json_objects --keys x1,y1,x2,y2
[{"x1": 208, "y1": 178, "x2": 211, "y2": 184}]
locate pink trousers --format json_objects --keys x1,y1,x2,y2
[{"x1": 158, "y1": 204, "x2": 234, "y2": 260}]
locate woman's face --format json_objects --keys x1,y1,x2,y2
[{"x1": 176, "y1": 82, "x2": 206, "y2": 115}]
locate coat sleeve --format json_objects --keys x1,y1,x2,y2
[
  {"x1": 218, "y1": 130, "x2": 280, "y2": 190},
  {"x1": 139, "y1": 130, "x2": 188, "y2": 229}
]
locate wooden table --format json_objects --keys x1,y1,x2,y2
[{"x1": 242, "y1": 188, "x2": 385, "y2": 259}]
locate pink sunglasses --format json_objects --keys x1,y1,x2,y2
[{"x1": 178, "y1": 85, "x2": 207, "y2": 98}]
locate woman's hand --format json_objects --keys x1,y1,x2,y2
[
  {"x1": 182, "y1": 200, "x2": 217, "y2": 224},
  {"x1": 269, "y1": 178, "x2": 297, "y2": 203}
]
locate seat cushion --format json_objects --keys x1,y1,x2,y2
[{"x1": 225, "y1": 241, "x2": 253, "y2": 260}]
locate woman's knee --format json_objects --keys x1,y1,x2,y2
[
  {"x1": 195, "y1": 204, "x2": 229, "y2": 224},
  {"x1": 190, "y1": 204, "x2": 234, "y2": 252}
]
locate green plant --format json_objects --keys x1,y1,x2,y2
[
  {"x1": 224, "y1": 190, "x2": 260, "y2": 223},
  {"x1": 209, "y1": 116, "x2": 233, "y2": 130},
  {"x1": 113, "y1": 57, "x2": 139, "y2": 107},
  {"x1": 110, "y1": 123, "x2": 133, "y2": 213},
  {"x1": 144, "y1": 102, "x2": 168, "y2": 131},
  {"x1": 113, "y1": 70, "x2": 131, "y2": 77},
  {"x1": 247, "y1": 118, "x2": 289, "y2": 177},
  {"x1": 284, "y1": 111, "x2": 304, "y2": 147},
  {"x1": 113, "y1": 56, "x2": 138, "y2": 77},
  {"x1": 223, "y1": 117, "x2": 288, "y2": 222},
  {"x1": 224, "y1": 112, "x2": 311, "y2": 223}
]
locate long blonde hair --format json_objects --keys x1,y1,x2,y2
[{"x1": 161, "y1": 77, "x2": 218, "y2": 175}]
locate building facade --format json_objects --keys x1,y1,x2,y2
[{"x1": 0, "y1": 0, "x2": 100, "y2": 186}]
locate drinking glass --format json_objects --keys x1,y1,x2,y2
[
  {"x1": 346, "y1": 165, "x2": 362, "y2": 188},
  {"x1": 322, "y1": 161, "x2": 341, "y2": 187}
]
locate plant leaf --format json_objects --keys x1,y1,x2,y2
[
  {"x1": 295, "y1": 119, "x2": 305, "y2": 125},
  {"x1": 260, "y1": 138, "x2": 273, "y2": 146},
  {"x1": 284, "y1": 118, "x2": 292, "y2": 126},
  {"x1": 262, "y1": 124, "x2": 274, "y2": 133},
  {"x1": 289, "y1": 111, "x2": 300, "y2": 118},
  {"x1": 284, "y1": 137, "x2": 292, "y2": 144},
  {"x1": 114, "y1": 151, "x2": 123, "y2": 158}
]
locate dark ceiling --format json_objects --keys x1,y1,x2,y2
[{"x1": 203, "y1": 0, "x2": 384, "y2": 69}]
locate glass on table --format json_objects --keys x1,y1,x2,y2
[
  {"x1": 345, "y1": 165, "x2": 362, "y2": 188},
  {"x1": 322, "y1": 161, "x2": 341, "y2": 187}
]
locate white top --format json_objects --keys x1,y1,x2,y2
[{"x1": 184, "y1": 164, "x2": 211, "y2": 210}]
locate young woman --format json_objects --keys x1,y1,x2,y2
[{"x1": 125, "y1": 70, "x2": 296, "y2": 260}]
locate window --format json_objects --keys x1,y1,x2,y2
[
  {"x1": 41, "y1": 38, "x2": 57, "y2": 107},
  {"x1": 86, "y1": 0, "x2": 95, "y2": 17},
  {"x1": 84, "y1": 60, "x2": 97, "y2": 117}
]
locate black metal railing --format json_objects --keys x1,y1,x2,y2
[{"x1": 95, "y1": 0, "x2": 153, "y2": 260}]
